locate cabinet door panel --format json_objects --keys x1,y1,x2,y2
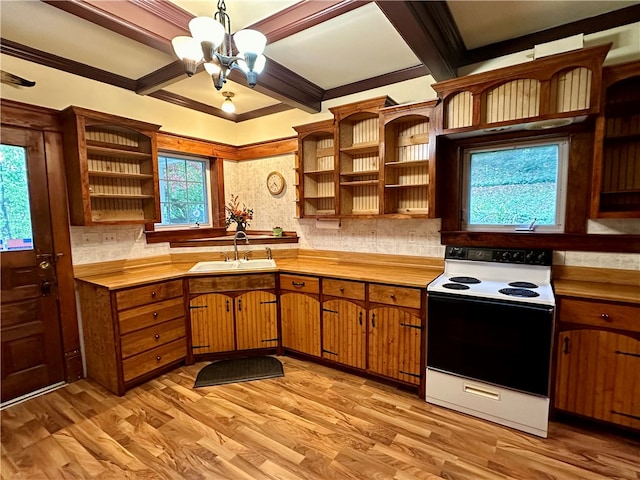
[
  {"x1": 281, "y1": 292, "x2": 320, "y2": 356},
  {"x1": 368, "y1": 307, "x2": 422, "y2": 385},
  {"x1": 189, "y1": 293, "x2": 234, "y2": 354},
  {"x1": 322, "y1": 299, "x2": 366, "y2": 369},
  {"x1": 555, "y1": 329, "x2": 640, "y2": 429},
  {"x1": 236, "y1": 291, "x2": 278, "y2": 350}
]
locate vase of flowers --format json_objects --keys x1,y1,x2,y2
[{"x1": 225, "y1": 194, "x2": 253, "y2": 232}]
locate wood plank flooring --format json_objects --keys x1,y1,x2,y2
[{"x1": 2, "y1": 356, "x2": 639, "y2": 479}]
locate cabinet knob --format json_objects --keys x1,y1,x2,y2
[
  {"x1": 339, "y1": 287, "x2": 344, "y2": 293},
  {"x1": 390, "y1": 294, "x2": 396, "y2": 300},
  {"x1": 151, "y1": 291, "x2": 157, "y2": 298},
  {"x1": 600, "y1": 313, "x2": 611, "y2": 321},
  {"x1": 154, "y1": 334, "x2": 160, "y2": 340},
  {"x1": 156, "y1": 355, "x2": 161, "y2": 361},
  {"x1": 153, "y1": 312, "x2": 158, "y2": 317}
]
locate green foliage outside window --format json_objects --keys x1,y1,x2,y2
[
  {"x1": 158, "y1": 155, "x2": 209, "y2": 226},
  {"x1": 468, "y1": 145, "x2": 559, "y2": 226},
  {"x1": 0, "y1": 145, "x2": 33, "y2": 250}
]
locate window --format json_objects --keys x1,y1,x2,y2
[
  {"x1": 157, "y1": 153, "x2": 211, "y2": 228},
  {"x1": 462, "y1": 138, "x2": 568, "y2": 232},
  {"x1": 0, "y1": 144, "x2": 33, "y2": 251}
]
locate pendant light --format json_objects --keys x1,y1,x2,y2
[
  {"x1": 171, "y1": 0, "x2": 267, "y2": 91},
  {"x1": 221, "y1": 92, "x2": 236, "y2": 113}
]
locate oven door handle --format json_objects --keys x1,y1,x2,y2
[{"x1": 463, "y1": 383, "x2": 500, "y2": 401}]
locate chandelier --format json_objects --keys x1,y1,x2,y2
[{"x1": 171, "y1": 0, "x2": 267, "y2": 91}]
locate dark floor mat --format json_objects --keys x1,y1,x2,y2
[{"x1": 194, "y1": 356, "x2": 284, "y2": 388}]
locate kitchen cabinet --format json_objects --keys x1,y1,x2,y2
[
  {"x1": 554, "y1": 296, "x2": 640, "y2": 430},
  {"x1": 331, "y1": 96, "x2": 395, "y2": 216},
  {"x1": 431, "y1": 44, "x2": 610, "y2": 135},
  {"x1": 76, "y1": 279, "x2": 186, "y2": 395},
  {"x1": 380, "y1": 100, "x2": 438, "y2": 217},
  {"x1": 187, "y1": 274, "x2": 277, "y2": 358},
  {"x1": 293, "y1": 120, "x2": 336, "y2": 217},
  {"x1": 368, "y1": 284, "x2": 423, "y2": 385},
  {"x1": 280, "y1": 274, "x2": 321, "y2": 357},
  {"x1": 321, "y1": 278, "x2": 366, "y2": 369},
  {"x1": 60, "y1": 106, "x2": 161, "y2": 225},
  {"x1": 590, "y1": 60, "x2": 640, "y2": 218}
]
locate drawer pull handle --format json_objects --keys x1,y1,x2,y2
[
  {"x1": 600, "y1": 313, "x2": 611, "y2": 321},
  {"x1": 151, "y1": 291, "x2": 157, "y2": 298},
  {"x1": 292, "y1": 281, "x2": 306, "y2": 288},
  {"x1": 156, "y1": 355, "x2": 161, "y2": 361},
  {"x1": 390, "y1": 294, "x2": 396, "y2": 300},
  {"x1": 615, "y1": 350, "x2": 640, "y2": 358},
  {"x1": 154, "y1": 334, "x2": 160, "y2": 340},
  {"x1": 153, "y1": 312, "x2": 158, "y2": 317}
]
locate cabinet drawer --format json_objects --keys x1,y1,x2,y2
[
  {"x1": 559, "y1": 298, "x2": 639, "y2": 333},
  {"x1": 280, "y1": 274, "x2": 320, "y2": 294},
  {"x1": 189, "y1": 273, "x2": 276, "y2": 294},
  {"x1": 118, "y1": 297, "x2": 184, "y2": 335},
  {"x1": 323, "y1": 278, "x2": 365, "y2": 301},
  {"x1": 116, "y1": 279, "x2": 183, "y2": 310},
  {"x1": 122, "y1": 337, "x2": 186, "y2": 383},
  {"x1": 120, "y1": 318, "x2": 186, "y2": 359},
  {"x1": 369, "y1": 284, "x2": 422, "y2": 309}
]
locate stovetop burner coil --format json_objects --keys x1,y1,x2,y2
[
  {"x1": 499, "y1": 288, "x2": 540, "y2": 298},
  {"x1": 442, "y1": 283, "x2": 471, "y2": 290},
  {"x1": 508, "y1": 281, "x2": 539, "y2": 289},
  {"x1": 449, "y1": 276, "x2": 481, "y2": 284}
]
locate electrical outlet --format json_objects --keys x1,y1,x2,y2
[
  {"x1": 81, "y1": 233, "x2": 99, "y2": 245},
  {"x1": 102, "y1": 232, "x2": 117, "y2": 244},
  {"x1": 408, "y1": 231, "x2": 417, "y2": 244}
]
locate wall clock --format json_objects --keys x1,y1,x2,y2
[{"x1": 266, "y1": 171, "x2": 285, "y2": 195}]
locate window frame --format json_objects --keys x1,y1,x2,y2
[
  {"x1": 155, "y1": 152, "x2": 213, "y2": 230},
  {"x1": 145, "y1": 135, "x2": 226, "y2": 243},
  {"x1": 461, "y1": 136, "x2": 569, "y2": 233}
]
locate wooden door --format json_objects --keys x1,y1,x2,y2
[
  {"x1": 1, "y1": 127, "x2": 65, "y2": 403},
  {"x1": 555, "y1": 329, "x2": 640, "y2": 429},
  {"x1": 322, "y1": 298, "x2": 366, "y2": 369},
  {"x1": 280, "y1": 292, "x2": 321, "y2": 356},
  {"x1": 189, "y1": 293, "x2": 234, "y2": 354},
  {"x1": 368, "y1": 307, "x2": 422, "y2": 385},
  {"x1": 236, "y1": 291, "x2": 278, "y2": 350}
]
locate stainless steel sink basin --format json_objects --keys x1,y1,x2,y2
[{"x1": 189, "y1": 259, "x2": 276, "y2": 273}]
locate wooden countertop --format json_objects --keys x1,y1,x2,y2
[
  {"x1": 553, "y1": 279, "x2": 640, "y2": 304},
  {"x1": 74, "y1": 257, "x2": 443, "y2": 290}
]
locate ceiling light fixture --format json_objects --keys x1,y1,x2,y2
[
  {"x1": 221, "y1": 92, "x2": 236, "y2": 113},
  {"x1": 171, "y1": 0, "x2": 267, "y2": 91}
]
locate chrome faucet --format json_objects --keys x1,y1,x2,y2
[
  {"x1": 265, "y1": 247, "x2": 272, "y2": 260},
  {"x1": 233, "y1": 231, "x2": 249, "y2": 261}
]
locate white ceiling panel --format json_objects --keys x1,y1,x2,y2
[
  {"x1": 264, "y1": 3, "x2": 421, "y2": 90},
  {"x1": 0, "y1": 0, "x2": 174, "y2": 79},
  {"x1": 448, "y1": 0, "x2": 640, "y2": 50}
]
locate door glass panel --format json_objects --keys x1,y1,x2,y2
[{"x1": 0, "y1": 145, "x2": 34, "y2": 251}]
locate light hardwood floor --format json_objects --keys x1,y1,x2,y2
[{"x1": 2, "y1": 356, "x2": 639, "y2": 479}]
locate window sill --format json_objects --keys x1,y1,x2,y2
[{"x1": 166, "y1": 230, "x2": 300, "y2": 248}]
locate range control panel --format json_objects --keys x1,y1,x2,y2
[{"x1": 445, "y1": 246, "x2": 552, "y2": 266}]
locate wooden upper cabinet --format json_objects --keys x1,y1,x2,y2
[
  {"x1": 379, "y1": 100, "x2": 439, "y2": 218},
  {"x1": 60, "y1": 106, "x2": 161, "y2": 225},
  {"x1": 432, "y1": 44, "x2": 611, "y2": 135},
  {"x1": 331, "y1": 96, "x2": 396, "y2": 217},
  {"x1": 293, "y1": 120, "x2": 336, "y2": 218},
  {"x1": 590, "y1": 60, "x2": 640, "y2": 218}
]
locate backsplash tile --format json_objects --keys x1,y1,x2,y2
[{"x1": 68, "y1": 156, "x2": 640, "y2": 271}]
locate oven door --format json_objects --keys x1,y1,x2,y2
[{"x1": 427, "y1": 292, "x2": 554, "y2": 396}]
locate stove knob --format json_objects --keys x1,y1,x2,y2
[
  {"x1": 525, "y1": 251, "x2": 535, "y2": 263},
  {"x1": 512, "y1": 251, "x2": 523, "y2": 262},
  {"x1": 501, "y1": 251, "x2": 512, "y2": 262},
  {"x1": 537, "y1": 252, "x2": 548, "y2": 264}
]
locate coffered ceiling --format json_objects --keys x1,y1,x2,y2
[{"x1": 1, "y1": 1, "x2": 639, "y2": 122}]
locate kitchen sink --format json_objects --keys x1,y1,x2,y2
[{"x1": 188, "y1": 259, "x2": 276, "y2": 273}]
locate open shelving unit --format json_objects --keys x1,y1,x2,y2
[{"x1": 61, "y1": 106, "x2": 161, "y2": 225}]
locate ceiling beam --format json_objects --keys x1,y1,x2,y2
[{"x1": 375, "y1": 1, "x2": 466, "y2": 81}]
